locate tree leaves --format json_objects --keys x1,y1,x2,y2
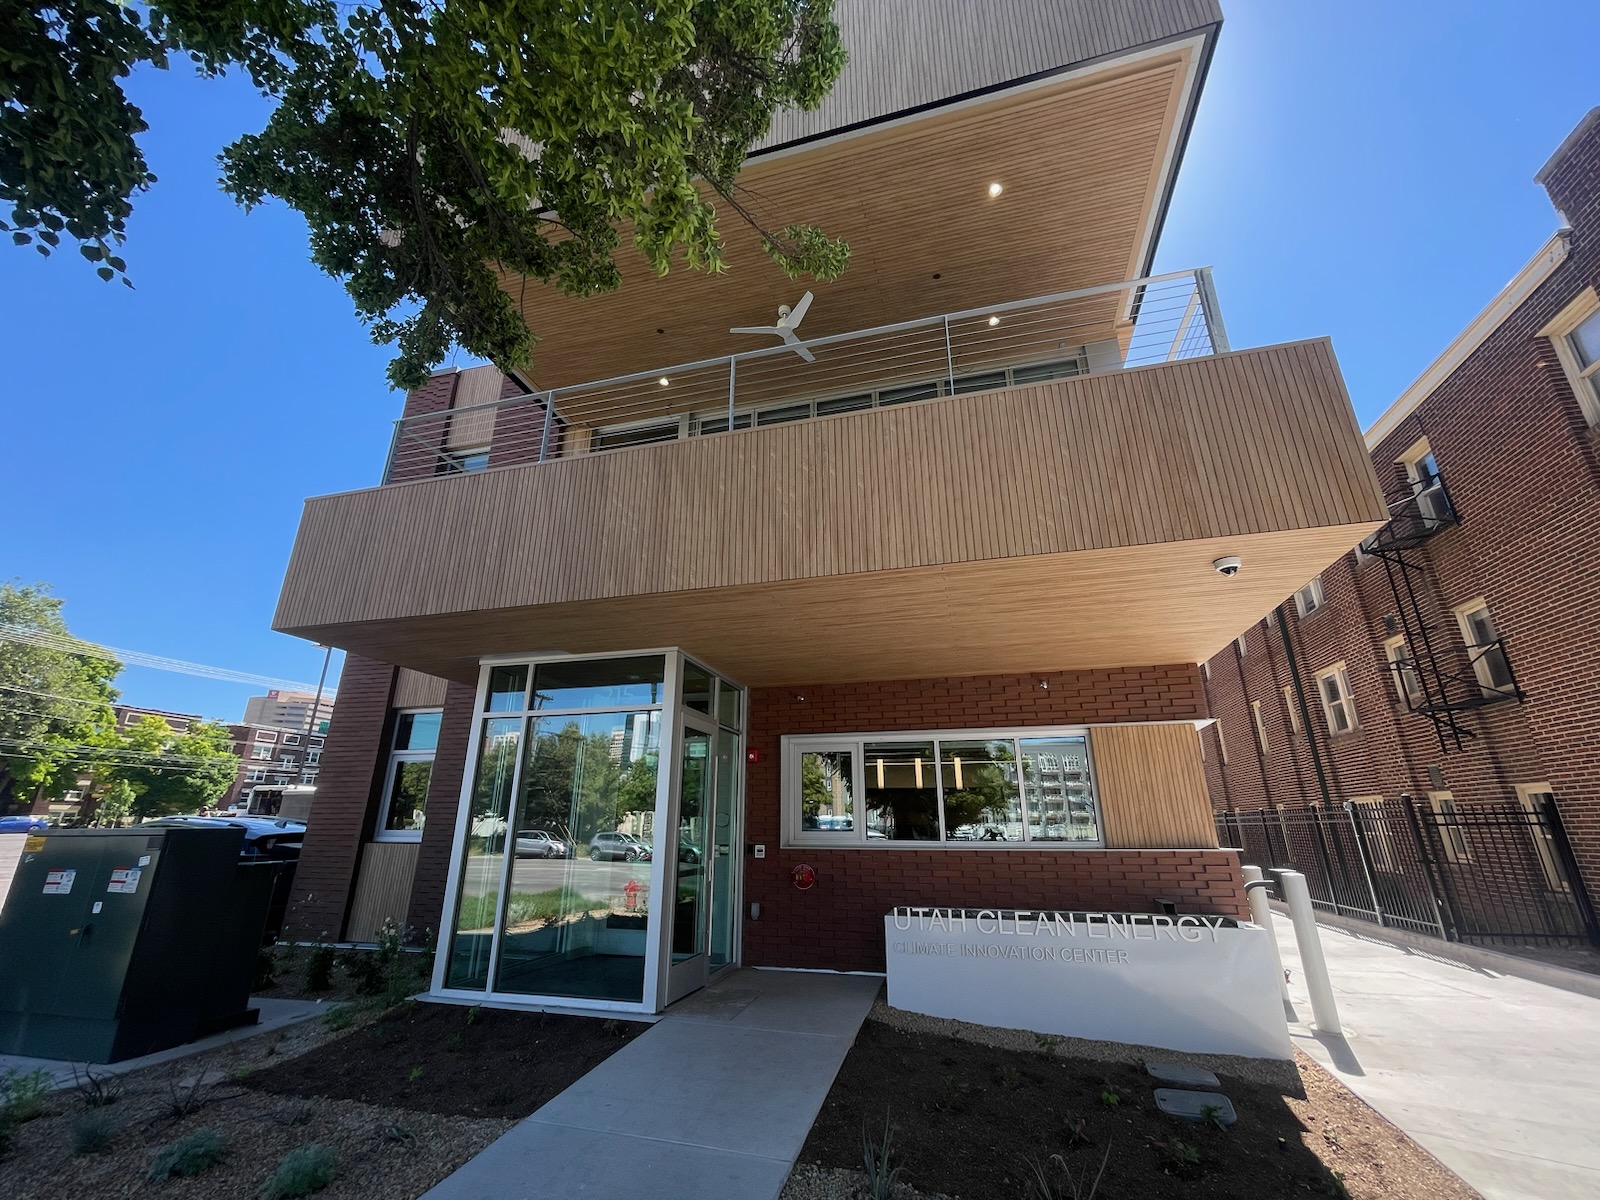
[{"x1": 2, "y1": 1, "x2": 849, "y2": 388}]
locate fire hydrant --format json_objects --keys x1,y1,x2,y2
[{"x1": 623, "y1": 877, "x2": 641, "y2": 911}]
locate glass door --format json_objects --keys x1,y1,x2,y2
[{"x1": 665, "y1": 716, "x2": 715, "y2": 1004}]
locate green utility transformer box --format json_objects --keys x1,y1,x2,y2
[{"x1": 0, "y1": 826, "x2": 272, "y2": 1062}]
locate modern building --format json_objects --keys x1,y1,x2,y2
[
  {"x1": 1199, "y1": 108, "x2": 1600, "y2": 948},
  {"x1": 270, "y1": 1, "x2": 1387, "y2": 1014},
  {"x1": 112, "y1": 704, "x2": 201, "y2": 735},
  {"x1": 242, "y1": 690, "x2": 336, "y2": 736},
  {"x1": 222, "y1": 723, "x2": 324, "y2": 812}
]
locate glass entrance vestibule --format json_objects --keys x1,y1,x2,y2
[{"x1": 430, "y1": 650, "x2": 745, "y2": 1014}]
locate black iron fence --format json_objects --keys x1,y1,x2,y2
[{"x1": 1216, "y1": 795, "x2": 1600, "y2": 947}]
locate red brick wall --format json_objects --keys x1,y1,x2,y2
[
  {"x1": 741, "y1": 667, "x2": 1247, "y2": 973},
  {"x1": 1201, "y1": 110, "x2": 1600, "y2": 895},
  {"x1": 282, "y1": 654, "x2": 396, "y2": 939}
]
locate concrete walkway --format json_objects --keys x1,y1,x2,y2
[
  {"x1": 421, "y1": 968, "x2": 882, "y2": 1200},
  {"x1": 1274, "y1": 911, "x2": 1600, "y2": 1200}
]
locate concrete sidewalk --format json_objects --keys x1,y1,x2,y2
[
  {"x1": 1275, "y1": 911, "x2": 1600, "y2": 1200},
  {"x1": 421, "y1": 969, "x2": 882, "y2": 1200}
]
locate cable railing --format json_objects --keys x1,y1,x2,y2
[{"x1": 383, "y1": 267, "x2": 1229, "y2": 484}]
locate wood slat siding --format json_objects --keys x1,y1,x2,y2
[
  {"x1": 344, "y1": 841, "x2": 421, "y2": 943},
  {"x1": 279, "y1": 340, "x2": 1384, "y2": 622},
  {"x1": 392, "y1": 670, "x2": 448, "y2": 709},
  {"x1": 1090, "y1": 723, "x2": 1217, "y2": 849},
  {"x1": 761, "y1": 0, "x2": 1219, "y2": 150}
]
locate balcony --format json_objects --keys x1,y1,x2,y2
[{"x1": 275, "y1": 270, "x2": 1389, "y2": 686}]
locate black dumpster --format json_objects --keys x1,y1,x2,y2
[{"x1": 0, "y1": 826, "x2": 272, "y2": 1062}]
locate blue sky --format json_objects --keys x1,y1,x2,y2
[{"x1": 4, "y1": 0, "x2": 1596, "y2": 720}]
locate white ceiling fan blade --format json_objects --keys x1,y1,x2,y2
[
  {"x1": 779, "y1": 328, "x2": 816, "y2": 363},
  {"x1": 785, "y1": 291, "x2": 814, "y2": 328},
  {"x1": 792, "y1": 344, "x2": 816, "y2": 363},
  {"x1": 729, "y1": 325, "x2": 781, "y2": 335}
]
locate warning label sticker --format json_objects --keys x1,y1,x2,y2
[
  {"x1": 43, "y1": 868, "x2": 77, "y2": 895},
  {"x1": 106, "y1": 868, "x2": 143, "y2": 895}
]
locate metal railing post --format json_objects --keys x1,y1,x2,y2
[
  {"x1": 382, "y1": 419, "x2": 403, "y2": 484},
  {"x1": 1343, "y1": 801, "x2": 1388, "y2": 926},
  {"x1": 943, "y1": 315, "x2": 956, "y2": 393},
  {"x1": 538, "y1": 391, "x2": 555, "y2": 462},
  {"x1": 727, "y1": 356, "x2": 737, "y2": 429},
  {"x1": 1194, "y1": 267, "x2": 1230, "y2": 354}
]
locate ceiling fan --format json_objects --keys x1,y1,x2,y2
[{"x1": 730, "y1": 292, "x2": 816, "y2": 362}]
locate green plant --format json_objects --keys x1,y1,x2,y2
[
  {"x1": 1198, "y1": 1102, "x2": 1227, "y2": 1131},
  {"x1": 384, "y1": 1124, "x2": 418, "y2": 1149},
  {"x1": 259, "y1": 1143, "x2": 339, "y2": 1200},
  {"x1": 407, "y1": 1066, "x2": 424, "y2": 1084},
  {"x1": 254, "y1": 946, "x2": 279, "y2": 990},
  {"x1": 0, "y1": 1069, "x2": 51, "y2": 1122},
  {"x1": 932, "y1": 1074, "x2": 974, "y2": 1113},
  {"x1": 341, "y1": 950, "x2": 385, "y2": 996},
  {"x1": 1022, "y1": 1141, "x2": 1113, "y2": 1200},
  {"x1": 72, "y1": 1109, "x2": 121, "y2": 1155},
  {"x1": 1321, "y1": 1165, "x2": 1352, "y2": 1199},
  {"x1": 1034, "y1": 1033, "x2": 1060, "y2": 1053},
  {"x1": 304, "y1": 944, "x2": 335, "y2": 993},
  {"x1": 465, "y1": 1005, "x2": 482, "y2": 1026},
  {"x1": 998, "y1": 1064, "x2": 1023, "y2": 1088},
  {"x1": 601, "y1": 1019, "x2": 624, "y2": 1036},
  {"x1": 1098, "y1": 1083, "x2": 1121, "y2": 1108},
  {"x1": 147, "y1": 1127, "x2": 229, "y2": 1181},
  {"x1": 324, "y1": 1005, "x2": 356, "y2": 1032},
  {"x1": 233, "y1": 1065, "x2": 255, "y2": 1082},
  {"x1": 73, "y1": 1064, "x2": 124, "y2": 1109},
  {"x1": 1161, "y1": 1137, "x2": 1201, "y2": 1168},
  {"x1": 860, "y1": 1110, "x2": 903, "y2": 1200},
  {"x1": 414, "y1": 927, "x2": 437, "y2": 979}
]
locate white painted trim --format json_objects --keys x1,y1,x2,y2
[
  {"x1": 1365, "y1": 232, "x2": 1571, "y2": 448},
  {"x1": 1538, "y1": 287, "x2": 1600, "y2": 428}
]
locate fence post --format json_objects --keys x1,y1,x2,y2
[
  {"x1": 1343, "y1": 801, "x2": 1387, "y2": 925},
  {"x1": 538, "y1": 391, "x2": 555, "y2": 462},
  {"x1": 381, "y1": 419, "x2": 403, "y2": 484},
  {"x1": 727, "y1": 356, "x2": 737, "y2": 431},
  {"x1": 1194, "y1": 266, "x2": 1231, "y2": 353},
  {"x1": 1306, "y1": 805, "x2": 1342, "y2": 913},
  {"x1": 1537, "y1": 795, "x2": 1600, "y2": 947},
  {"x1": 943, "y1": 315, "x2": 956, "y2": 394},
  {"x1": 1279, "y1": 870, "x2": 1342, "y2": 1035},
  {"x1": 1401, "y1": 793, "x2": 1456, "y2": 941}
]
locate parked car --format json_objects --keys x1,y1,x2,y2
[
  {"x1": 0, "y1": 815, "x2": 48, "y2": 834},
  {"x1": 515, "y1": 829, "x2": 570, "y2": 859},
  {"x1": 141, "y1": 815, "x2": 307, "y2": 860},
  {"x1": 588, "y1": 831, "x2": 652, "y2": 862},
  {"x1": 677, "y1": 840, "x2": 702, "y2": 863}
]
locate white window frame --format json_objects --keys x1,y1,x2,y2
[
  {"x1": 1384, "y1": 635, "x2": 1425, "y2": 709},
  {"x1": 1200, "y1": 660, "x2": 1211, "y2": 682},
  {"x1": 302, "y1": 770, "x2": 319, "y2": 786},
  {"x1": 1316, "y1": 663, "x2": 1359, "y2": 734},
  {"x1": 1293, "y1": 576, "x2": 1326, "y2": 618},
  {"x1": 245, "y1": 768, "x2": 266, "y2": 783},
  {"x1": 1452, "y1": 597, "x2": 1514, "y2": 697},
  {"x1": 278, "y1": 754, "x2": 296, "y2": 769},
  {"x1": 1251, "y1": 700, "x2": 1269, "y2": 755},
  {"x1": 310, "y1": 736, "x2": 325, "y2": 748},
  {"x1": 250, "y1": 745, "x2": 273, "y2": 761},
  {"x1": 281, "y1": 734, "x2": 301, "y2": 746},
  {"x1": 1282, "y1": 685, "x2": 1301, "y2": 735},
  {"x1": 1428, "y1": 791, "x2": 1470, "y2": 864},
  {"x1": 1215, "y1": 720, "x2": 1228, "y2": 764},
  {"x1": 781, "y1": 725, "x2": 1103, "y2": 850},
  {"x1": 1354, "y1": 532, "x2": 1379, "y2": 565},
  {"x1": 306, "y1": 748, "x2": 322, "y2": 765},
  {"x1": 1539, "y1": 287, "x2": 1600, "y2": 427},
  {"x1": 254, "y1": 729, "x2": 278, "y2": 743},
  {"x1": 1235, "y1": 634, "x2": 1248, "y2": 657},
  {"x1": 1399, "y1": 437, "x2": 1452, "y2": 526},
  {"x1": 1513, "y1": 783, "x2": 1570, "y2": 892},
  {"x1": 374, "y1": 706, "x2": 443, "y2": 843},
  {"x1": 272, "y1": 775, "x2": 292, "y2": 786}
]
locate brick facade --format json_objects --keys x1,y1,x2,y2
[
  {"x1": 742, "y1": 668, "x2": 1247, "y2": 973},
  {"x1": 1201, "y1": 109, "x2": 1600, "y2": 895}
]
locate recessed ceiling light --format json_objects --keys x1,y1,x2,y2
[
  {"x1": 658, "y1": 377, "x2": 670, "y2": 387},
  {"x1": 987, "y1": 181, "x2": 1004, "y2": 198},
  {"x1": 987, "y1": 315, "x2": 1000, "y2": 327}
]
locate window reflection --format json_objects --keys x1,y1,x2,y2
[
  {"x1": 939, "y1": 740, "x2": 1022, "y2": 841},
  {"x1": 864, "y1": 741, "x2": 939, "y2": 840},
  {"x1": 1020, "y1": 737, "x2": 1098, "y2": 842},
  {"x1": 800, "y1": 751, "x2": 855, "y2": 831},
  {"x1": 445, "y1": 717, "x2": 521, "y2": 989}
]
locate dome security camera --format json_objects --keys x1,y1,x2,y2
[{"x1": 1213, "y1": 555, "x2": 1242, "y2": 578}]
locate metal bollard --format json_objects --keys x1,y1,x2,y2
[
  {"x1": 1242, "y1": 865, "x2": 1291, "y2": 1003},
  {"x1": 1278, "y1": 870, "x2": 1343, "y2": 1036}
]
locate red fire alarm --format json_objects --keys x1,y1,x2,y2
[
  {"x1": 746, "y1": 748, "x2": 761, "y2": 763},
  {"x1": 791, "y1": 864, "x2": 816, "y2": 890}
]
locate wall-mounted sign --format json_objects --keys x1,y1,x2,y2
[
  {"x1": 885, "y1": 907, "x2": 1290, "y2": 1060},
  {"x1": 791, "y1": 864, "x2": 816, "y2": 890},
  {"x1": 42, "y1": 868, "x2": 76, "y2": 895}
]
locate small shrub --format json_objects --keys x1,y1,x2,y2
[
  {"x1": 861, "y1": 1110, "x2": 902, "y2": 1200},
  {"x1": 260, "y1": 1143, "x2": 339, "y2": 1200},
  {"x1": 73, "y1": 1064, "x2": 124, "y2": 1109},
  {"x1": 304, "y1": 944, "x2": 335, "y2": 993},
  {"x1": 601, "y1": 1019, "x2": 624, "y2": 1036},
  {"x1": 1198, "y1": 1102, "x2": 1227, "y2": 1130},
  {"x1": 1321, "y1": 1165, "x2": 1352, "y2": 1199},
  {"x1": 72, "y1": 1110, "x2": 121, "y2": 1155},
  {"x1": 1034, "y1": 1033, "x2": 1060, "y2": 1053},
  {"x1": 1161, "y1": 1137, "x2": 1200, "y2": 1168},
  {"x1": 166, "y1": 1067, "x2": 217, "y2": 1118},
  {"x1": 997, "y1": 1063, "x2": 1023, "y2": 1088},
  {"x1": 1022, "y1": 1141, "x2": 1113, "y2": 1200},
  {"x1": 465, "y1": 1004, "x2": 482, "y2": 1026},
  {"x1": 414, "y1": 927, "x2": 436, "y2": 979},
  {"x1": 341, "y1": 950, "x2": 385, "y2": 996},
  {"x1": 0, "y1": 1069, "x2": 51, "y2": 1122},
  {"x1": 406, "y1": 1066, "x2": 424, "y2": 1084},
  {"x1": 324, "y1": 1005, "x2": 356, "y2": 1032},
  {"x1": 147, "y1": 1127, "x2": 229, "y2": 1180},
  {"x1": 234, "y1": 1065, "x2": 255, "y2": 1082},
  {"x1": 1098, "y1": 1083, "x2": 1121, "y2": 1108},
  {"x1": 254, "y1": 947, "x2": 278, "y2": 991}
]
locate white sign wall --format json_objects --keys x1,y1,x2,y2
[{"x1": 884, "y1": 908, "x2": 1292, "y2": 1060}]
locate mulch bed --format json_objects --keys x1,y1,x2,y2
[
  {"x1": 797, "y1": 1018, "x2": 1481, "y2": 1200},
  {"x1": 244, "y1": 1001, "x2": 648, "y2": 1118}
]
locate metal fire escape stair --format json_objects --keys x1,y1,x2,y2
[{"x1": 1365, "y1": 466, "x2": 1524, "y2": 753}]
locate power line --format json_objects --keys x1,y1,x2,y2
[
  {"x1": 0, "y1": 682, "x2": 112, "y2": 708},
  {"x1": 0, "y1": 625, "x2": 334, "y2": 693},
  {"x1": 0, "y1": 736, "x2": 236, "y2": 769}
]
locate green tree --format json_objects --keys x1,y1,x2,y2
[
  {"x1": 4, "y1": 1, "x2": 850, "y2": 388},
  {"x1": 93, "y1": 777, "x2": 136, "y2": 827},
  {"x1": 0, "y1": 582, "x2": 120, "y2": 814},
  {"x1": 115, "y1": 715, "x2": 238, "y2": 819}
]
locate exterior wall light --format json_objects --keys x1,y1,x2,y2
[
  {"x1": 658, "y1": 377, "x2": 670, "y2": 387},
  {"x1": 988, "y1": 181, "x2": 1004, "y2": 198},
  {"x1": 988, "y1": 315, "x2": 1001, "y2": 327}
]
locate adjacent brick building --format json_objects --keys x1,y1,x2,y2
[{"x1": 1200, "y1": 108, "x2": 1600, "y2": 938}]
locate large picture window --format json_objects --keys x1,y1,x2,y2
[{"x1": 784, "y1": 728, "x2": 1100, "y2": 848}]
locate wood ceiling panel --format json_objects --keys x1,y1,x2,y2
[{"x1": 500, "y1": 53, "x2": 1191, "y2": 390}]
